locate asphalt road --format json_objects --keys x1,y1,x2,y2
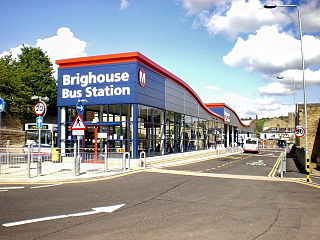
[{"x1": 0, "y1": 150, "x2": 319, "y2": 240}]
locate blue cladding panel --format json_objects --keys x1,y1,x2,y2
[
  {"x1": 209, "y1": 107, "x2": 224, "y2": 116},
  {"x1": 136, "y1": 63, "x2": 165, "y2": 109},
  {"x1": 57, "y1": 62, "x2": 137, "y2": 107}
]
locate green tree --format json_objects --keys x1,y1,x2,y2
[
  {"x1": 255, "y1": 118, "x2": 269, "y2": 134},
  {"x1": 0, "y1": 54, "x2": 32, "y2": 115},
  {"x1": 0, "y1": 46, "x2": 57, "y2": 120},
  {"x1": 17, "y1": 46, "x2": 57, "y2": 115}
]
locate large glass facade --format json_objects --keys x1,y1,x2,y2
[
  {"x1": 61, "y1": 103, "x2": 229, "y2": 158},
  {"x1": 62, "y1": 104, "x2": 133, "y2": 155},
  {"x1": 136, "y1": 104, "x2": 226, "y2": 157}
]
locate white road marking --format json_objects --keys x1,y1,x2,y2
[
  {"x1": 0, "y1": 186, "x2": 25, "y2": 190},
  {"x1": 0, "y1": 190, "x2": 8, "y2": 192},
  {"x1": 2, "y1": 204, "x2": 125, "y2": 227},
  {"x1": 30, "y1": 184, "x2": 62, "y2": 189},
  {"x1": 246, "y1": 160, "x2": 266, "y2": 166}
]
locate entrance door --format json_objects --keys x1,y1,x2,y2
[{"x1": 84, "y1": 123, "x2": 123, "y2": 161}]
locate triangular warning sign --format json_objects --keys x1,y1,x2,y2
[{"x1": 71, "y1": 114, "x2": 87, "y2": 130}]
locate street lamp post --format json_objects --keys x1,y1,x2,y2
[{"x1": 264, "y1": 4, "x2": 309, "y2": 178}]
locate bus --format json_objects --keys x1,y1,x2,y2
[
  {"x1": 24, "y1": 123, "x2": 58, "y2": 153},
  {"x1": 243, "y1": 137, "x2": 260, "y2": 153}
]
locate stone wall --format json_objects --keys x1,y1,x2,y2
[
  {"x1": 263, "y1": 115, "x2": 293, "y2": 131},
  {"x1": 296, "y1": 103, "x2": 320, "y2": 162}
]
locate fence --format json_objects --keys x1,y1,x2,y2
[
  {"x1": 0, "y1": 145, "x2": 130, "y2": 178},
  {"x1": 277, "y1": 149, "x2": 287, "y2": 178}
]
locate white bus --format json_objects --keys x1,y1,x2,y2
[
  {"x1": 24, "y1": 123, "x2": 58, "y2": 153},
  {"x1": 243, "y1": 137, "x2": 260, "y2": 153}
]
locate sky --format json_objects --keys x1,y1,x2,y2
[{"x1": 1, "y1": 0, "x2": 320, "y2": 119}]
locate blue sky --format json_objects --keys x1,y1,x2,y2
[{"x1": 1, "y1": 0, "x2": 320, "y2": 118}]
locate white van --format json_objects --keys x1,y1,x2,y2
[{"x1": 243, "y1": 138, "x2": 260, "y2": 153}]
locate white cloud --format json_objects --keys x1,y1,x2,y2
[
  {"x1": 300, "y1": 0, "x2": 320, "y2": 33},
  {"x1": 119, "y1": 0, "x2": 129, "y2": 10},
  {"x1": 259, "y1": 82, "x2": 292, "y2": 96},
  {"x1": 204, "y1": 85, "x2": 220, "y2": 92},
  {"x1": 211, "y1": 92, "x2": 292, "y2": 119},
  {"x1": 278, "y1": 68, "x2": 320, "y2": 86},
  {"x1": 0, "y1": 44, "x2": 29, "y2": 60},
  {"x1": 180, "y1": 0, "x2": 229, "y2": 15},
  {"x1": 0, "y1": 27, "x2": 87, "y2": 78},
  {"x1": 36, "y1": 27, "x2": 87, "y2": 63},
  {"x1": 203, "y1": 0, "x2": 290, "y2": 39},
  {"x1": 223, "y1": 25, "x2": 320, "y2": 73},
  {"x1": 259, "y1": 68, "x2": 320, "y2": 97}
]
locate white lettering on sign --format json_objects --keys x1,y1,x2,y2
[
  {"x1": 224, "y1": 111, "x2": 230, "y2": 122},
  {"x1": 62, "y1": 72, "x2": 129, "y2": 87},
  {"x1": 85, "y1": 86, "x2": 130, "y2": 97},
  {"x1": 61, "y1": 71, "x2": 131, "y2": 99},
  {"x1": 138, "y1": 68, "x2": 146, "y2": 87}
]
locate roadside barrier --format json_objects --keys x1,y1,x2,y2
[
  {"x1": 278, "y1": 149, "x2": 287, "y2": 178},
  {"x1": 0, "y1": 145, "x2": 127, "y2": 178},
  {"x1": 268, "y1": 150, "x2": 287, "y2": 178},
  {"x1": 123, "y1": 152, "x2": 131, "y2": 170},
  {"x1": 140, "y1": 151, "x2": 146, "y2": 168}
]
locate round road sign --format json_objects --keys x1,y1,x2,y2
[
  {"x1": 294, "y1": 126, "x2": 305, "y2": 138},
  {"x1": 0, "y1": 98, "x2": 5, "y2": 113},
  {"x1": 33, "y1": 101, "x2": 47, "y2": 116}
]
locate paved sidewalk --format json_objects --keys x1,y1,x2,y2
[
  {"x1": 0, "y1": 149, "x2": 240, "y2": 184},
  {"x1": 1, "y1": 149, "x2": 317, "y2": 185}
]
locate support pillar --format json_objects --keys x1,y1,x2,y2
[
  {"x1": 226, "y1": 124, "x2": 230, "y2": 147},
  {"x1": 132, "y1": 104, "x2": 138, "y2": 159},
  {"x1": 60, "y1": 107, "x2": 66, "y2": 155}
]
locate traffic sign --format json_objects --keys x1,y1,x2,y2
[
  {"x1": 0, "y1": 98, "x2": 5, "y2": 112},
  {"x1": 71, "y1": 114, "x2": 87, "y2": 130},
  {"x1": 36, "y1": 116, "x2": 43, "y2": 129},
  {"x1": 76, "y1": 101, "x2": 84, "y2": 115},
  {"x1": 294, "y1": 126, "x2": 305, "y2": 138},
  {"x1": 34, "y1": 101, "x2": 47, "y2": 116},
  {"x1": 72, "y1": 130, "x2": 85, "y2": 136}
]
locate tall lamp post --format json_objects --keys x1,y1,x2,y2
[{"x1": 264, "y1": 4, "x2": 309, "y2": 175}]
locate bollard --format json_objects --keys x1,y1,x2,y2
[
  {"x1": 140, "y1": 151, "x2": 146, "y2": 168},
  {"x1": 74, "y1": 143, "x2": 80, "y2": 176},
  {"x1": 27, "y1": 145, "x2": 31, "y2": 178},
  {"x1": 122, "y1": 152, "x2": 130, "y2": 170},
  {"x1": 306, "y1": 155, "x2": 310, "y2": 182},
  {"x1": 104, "y1": 144, "x2": 108, "y2": 172}
]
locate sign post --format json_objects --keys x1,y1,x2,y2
[
  {"x1": 71, "y1": 114, "x2": 87, "y2": 174},
  {"x1": 32, "y1": 98, "x2": 47, "y2": 176},
  {"x1": 0, "y1": 97, "x2": 5, "y2": 147}
]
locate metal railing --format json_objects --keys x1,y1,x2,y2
[
  {"x1": 0, "y1": 146, "x2": 129, "y2": 178},
  {"x1": 278, "y1": 149, "x2": 287, "y2": 178}
]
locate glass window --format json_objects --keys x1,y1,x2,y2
[
  {"x1": 153, "y1": 108, "x2": 163, "y2": 124},
  {"x1": 121, "y1": 104, "x2": 132, "y2": 120}
]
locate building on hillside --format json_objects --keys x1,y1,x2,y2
[
  {"x1": 56, "y1": 52, "x2": 255, "y2": 159},
  {"x1": 260, "y1": 113, "x2": 295, "y2": 141},
  {"x1": 295, "y1": 103, "x2": 320, "y2": 162},
  {"x1": 260, "y1": 128, "x2": 294, "y2": 141}
]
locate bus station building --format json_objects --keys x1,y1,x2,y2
[{"x1": 56, "y1": 52, "x2": 255, "y2": 159}]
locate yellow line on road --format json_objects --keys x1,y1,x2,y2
[
  {"x1": 268, "y1": 156, "x2": 281, "y2": 177},
  {"x1": 0, "y1": 171, "x2": 142, "y2": 186},
  {"x1": 147, "y1": 168, "x2": 284, "y2": 182}
]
